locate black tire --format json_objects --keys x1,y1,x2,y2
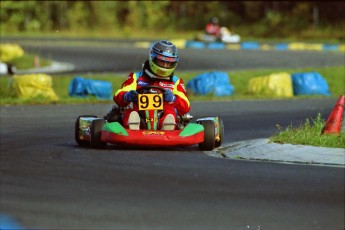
[
  {"x1": 75, "y1": 115, "x2": 97, "y2": 146},
  {"x1": 198, "y1": 120, "x2": 215, "y2": 151},
  {"x1": 215, "y1": 117, "x2": 224, "y2": 148},
  {"x1": 90, "y1": 119, "x2": 107, "y2": 149}
]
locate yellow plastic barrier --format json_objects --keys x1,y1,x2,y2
[
  {"x1": 261, "y1": 44, "x2": 274, "y2": 51},
  {"x1": 226, "y1": 44, "x2": 241, "y2": 50},
  {"x1": 288, "y1": 42, "x2": 323, "y2": 51},
  {"x1": 134, "y1": 41, "x2": 151, "y2": 49},
  {"x1": 0, "y1": 43, "x2": 24, "y2": 62},
  {"x1": 169, "y1": 39, "x2": 187, "y2": 49},
  {"x1": 247, "y1": 72, "x2": 293, "y2": 97},
  {"x1": 11, "y1": 74, "x2": 58, "y2": 101},
  {"x1": 339, "y1": 44, "x2": 345, "y2": 52}
]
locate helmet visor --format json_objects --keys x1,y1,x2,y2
[{"x1": 152, "y1": 57, "x2": 177, "y2": 69}]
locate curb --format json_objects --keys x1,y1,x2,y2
[
  {"x1": 207, "y1": 138, "x2": 345, "y2": 167},
  {"x1": 14, "y1": 61, "x2": 75, "y2": 75}
]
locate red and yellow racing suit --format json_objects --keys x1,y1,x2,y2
[
  {"x1": 205, "y1": 22, "x2": 221, "y2": 38},
  {"x1": 114, "y1": 69, "x2": 190, "y2": 129}
]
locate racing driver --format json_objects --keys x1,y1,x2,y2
[{"x1": 113, "y1": 40, "x2": 190, "y2": 130}]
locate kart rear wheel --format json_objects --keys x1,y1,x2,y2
[
  {"x1": 90, "y1": 118, "x2": 107, "y2": 149},
  {"x1": 215, "y1": 117, "x2": 224, "y2": 148},
  {"x1": 198, "y1": 120, "x2": 215, "y2": 151},
  {"x1": 75, "y1": 115, "x2": 97, "y2": 146}
]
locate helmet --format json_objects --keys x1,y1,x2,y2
[
  {"x1": 210, "y1": 17, "x2": 219, "y2": 24},
  {"x1": 149, "y1": 40, "x2": 179, "y2": 78}
]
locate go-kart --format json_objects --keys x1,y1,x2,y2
[
  {"x1": 75, "y1": 86, "x2": 224, "y2": 151},
  {"x1": 196, "y1": 26, "x2": 241, "y2": 44}
]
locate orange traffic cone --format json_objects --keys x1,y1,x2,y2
[{"x1": 321, "y1": 95, "x2": 345, "y2": 135}]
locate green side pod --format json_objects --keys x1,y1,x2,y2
[
  {"x1": 103, "y1": 122, "x2": 129, "y2": 136},
  {"x1": 179, "y1": 123, "x2": 204, "y2": 137}
]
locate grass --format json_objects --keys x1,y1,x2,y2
[
  {"x1": 270, "y1": 113, "x2": 345, "y2": 148},
  {"x1": 10, "y1": 53, "x2": 51, "y2": 70}
]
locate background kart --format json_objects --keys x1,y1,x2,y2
[
  {"x1": 196, "y1": 26, "x2": 241, "y2": 43},
  {"x1": 75, "y1": 86, "x2": 224, "y2": 151}
]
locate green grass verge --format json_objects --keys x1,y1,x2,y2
[
  {"x1": 270, "y1": 113, "x2": 345, "y2": 148},
  {"x1": 10, "y1": 53, "x2": 51, "y2": 70}
]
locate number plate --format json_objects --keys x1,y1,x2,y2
[{"x1": 138, "y1": 94, "x2": 163, "y2": 110}]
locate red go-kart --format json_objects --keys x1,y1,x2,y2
[{"x1": 75, "y1": 86, "x2": 224, "y2": 150}]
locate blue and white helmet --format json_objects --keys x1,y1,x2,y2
[{"x1": 149, "y1": 40, "x2": 179, "y2": 78}]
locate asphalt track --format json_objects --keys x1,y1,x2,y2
[{"x1": 0, "y1": 38, "x2": 344, "y2": 229}]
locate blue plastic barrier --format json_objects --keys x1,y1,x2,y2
[
  {"x1": 69, "y1": 76, "x2": 113, "y2": 99},
  {"x1": 291, "y1": 72, "x2": 331, "y2": 96},
  {"x1": 186, "y1": 71, "x2": 235, "y2": 96},
  {"x1": 185, "y1": 41, "x2": 206, "y2": 49},
  {"x1": 207, "y1": 42, "x2": 225, "y2": 49},
  {"x1": 241, "y1": 42, "x2": 260, "y2": 50},
  {"x1": 322, "y1": 44, "x2": 339, "y2": 51},
  {"x1": 275, "y1": 43, "x2": 289, "y2": 50},
  {"x1": 0, "y1": 214, "x2": 24, "y2": 230}
]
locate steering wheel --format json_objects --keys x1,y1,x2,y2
[{"x1": 137, "y1": 85, "x2": 166, "y2": 94}]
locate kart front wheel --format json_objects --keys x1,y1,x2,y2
[
  {"x1": 75, "y1": 115, "x2": 97, "y2": 146},
  {"x1": 198, "y1": 120, "x2": 215, "y2": 151},
  {"x1": 90, "y1": 119, "x2": 107, "y2": 149}
]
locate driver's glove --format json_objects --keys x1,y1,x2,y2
[
  {"x1": 123, "y1": 90, "x2": 138, "y2": 102},
  {"x1": 163, "y1": 90, "x2": 176, "y2": 103}
]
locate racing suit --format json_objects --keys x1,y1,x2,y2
[
  {"x1": 205, "y1": 22, "x2": 221, "y2": 39},
  {"x1": 114, "y1": 60, "x2": 190, "y2": 129}
]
